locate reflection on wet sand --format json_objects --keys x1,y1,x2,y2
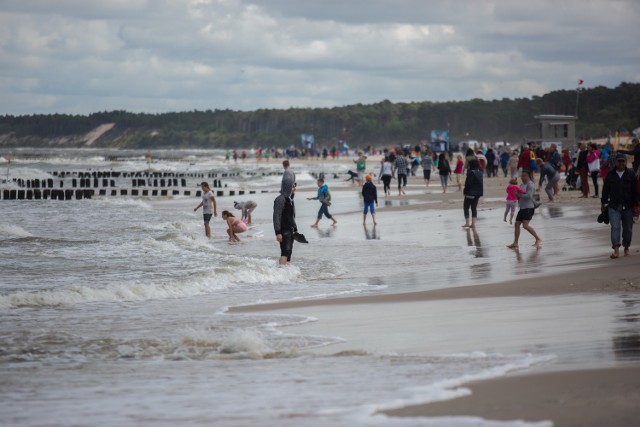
[
  {"x1": 363, "y1": 224, "x2": 380, "y2": 240},
  {"x1": 613, "y1": 297, "x2": 640, "y2": 361},
  {"x1": 314, "y1": 227, "x2": 336, "y2": 238},
  {"x1": 512, "y1": 247, "x2": 543, "y2": 275},
  {"x1": 545, "y1": 204, "x2": 565, "y2": 218}
]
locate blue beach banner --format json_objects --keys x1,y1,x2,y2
[
  {"x1": 300, "y1": 133, "x2": 314, "y2": 148},
  {"x1": 430, "y1": 130, "x2": 448, "y2": 152}
]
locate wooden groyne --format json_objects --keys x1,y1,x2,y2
[{"x1": 0, "y1": 170, "x2": 278, "y2": 200}]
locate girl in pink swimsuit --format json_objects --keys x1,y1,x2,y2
[{"x1": 222, "y1": 210, "x2": 247, "y2": 242}]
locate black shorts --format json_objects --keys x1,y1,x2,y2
[
  {"x1": 516, "y1": 208, "x2": 535, "y2": 222},
  {"x1": 279, "y1": 230, "x2": 294, "y2": 261},
  {"x1": 423, "y1": 170, "x2": 431, "y2": 180},
  {"x1": 203, "y1": 214, "x2": 213, "y2": 224}
]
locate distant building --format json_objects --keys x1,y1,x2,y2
[{"x1": 533, "y1": 114, "x2": 577, "y2": 148}]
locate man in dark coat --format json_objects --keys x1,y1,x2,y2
[{"x1": 601, "y1": 153, "x2": 639, "y2": 258}]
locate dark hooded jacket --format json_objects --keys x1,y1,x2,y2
[{"x1": 273, "y1": 179, "x2": 297, "y2": 235}]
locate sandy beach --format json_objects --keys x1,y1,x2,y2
[{"x1": 231, "y1": 162, "x2": 640, "y2": 426}]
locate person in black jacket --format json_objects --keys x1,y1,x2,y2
[
  {"x1": 462, "y1": 159, "x2": 484, "y2": 229},
  {"x1": 273, "y1": 179, "x2": 298, "y2": 265},
  {"x1": 601, "y1": 153, "x2": 639, "y2": 258},
  {"x1": 576, "y1": 142, "x2": 590, "y2": 197},
  {"x1": 361, "y1": 175, "x2": 378, "y2": 225}
]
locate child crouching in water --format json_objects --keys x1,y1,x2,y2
[
  {"x1": 222, "y1": 210, "x2": 247, "y2": 242},
  {"x1": 504, "y1": 178, "x2": 526, "y2": 224}
]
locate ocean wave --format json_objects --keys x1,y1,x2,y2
[
  {"x1": 0, "y1": 259, "x2": 301, "y2": 309},
  {"x1": 0, "y1": 223, "x2": 34, "y2": 238}
]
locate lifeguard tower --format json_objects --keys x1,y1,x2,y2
[{"x1": 534, "y1": 114, "x2": 577, "y2": 148}]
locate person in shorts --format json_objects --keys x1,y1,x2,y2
[
  {"x1": 361, "y1": 175, "x2": 378, "y2": 225},
  {"x1": 193, "y1": 182, "x2": 217, "y2": 239},
  {"x1": 507, "y1": 170, "x2": 542, "y2": 249},
  {"x1": 233, "y1": 200, "x2": 257, "y2": 224}
]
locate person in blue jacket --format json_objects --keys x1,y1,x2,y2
[{"x1": 308, "y1": 178, "x2": 337, "y2": 228}]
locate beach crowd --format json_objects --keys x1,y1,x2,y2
[{"x1": 197, "y1": 138, "x2": 640, "y2": 263}]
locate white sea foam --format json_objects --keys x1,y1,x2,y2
[
  {"x1": 0, "y1": 223, "x2": 34, "y2": 238},
  {"x1": 0, "y1": 257, "x2": 301, "y2": 309}
]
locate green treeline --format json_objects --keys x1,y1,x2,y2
[{"x1": 0, "y1": 82, "x2": 638, "y2": 149}]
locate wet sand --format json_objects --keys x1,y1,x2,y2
[
  {"x1": 231, "y1": 162, "x2": 640, "y2": 426},
  {"x1": 383, "y1": 366, "x2": 640, "y2": 427}
]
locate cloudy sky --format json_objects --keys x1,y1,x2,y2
[{"x1": 1, "y1": 0, "x2": 638, "y2": 115}]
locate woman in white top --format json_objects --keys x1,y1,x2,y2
[{"x1": 378, "y1": 156, "x2": 393, "y2": 196}]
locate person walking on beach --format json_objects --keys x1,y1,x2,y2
[
  {"x1": 537, "y1": 158, "x2": 560, "y2": 202},
  {"x1": 221, "y1": 210, "x2": 247, "y2": 242},
  {"x1": 507, "y1": 170, "x2": 542, "y2": 249},
  {"x1": 393, "y1": 153, "x2": 409, "y2": 195},
  {"x1": 379, "y1": 156, "x2": 393, "y2": 196},
  {"x1": 453, "y1": 154, "x2": 464, "y2": 191},
  {"x1": 508, "y1": 150, "x2": 519, "y2": 180},
  {"x1": 193, "y1": 181, "x2": 218, "y2": 239},
  {"x1": 576, "y1": 142, "x2": 590, "y2": 198},
  {"x1": 421, "y1": 149, "x2": 433, "y2": 189},
  {"x1": 354, "y1": 151, "x2": 367, "y2": 186},
  {"x1": 308, "y1": 178, "x2": 337, "y2": 227},
  {"x1": 437, "y1": 152, "x2": 451, "y2": 193},
  {"x1": 462, "y1": 159, "x2": 483, "y2": 229},
  {"x1": 273, "y1": 179, "x2": 297, "y2": 265},
  {"x1": 504, "y1": 178, "x2": 526, "y2": 224},
  {"x1": 464, "y1": 148, "x2": 478, "y2": 173},
  {"x1": 587, "y1": 143, "x2": 601, "y2": 198},
  {"x1": 282, "y1": 159, "x2": 296, "y2": 188},
  {"x1": 233, "y1": 200, "x2": 257, "y2": 225},
  {"x1": 362, "y1": 175, "x2": 378, "y2": 225},
  {"x1": 601, "y1": 153, "x2": 638, "y2": 259}
]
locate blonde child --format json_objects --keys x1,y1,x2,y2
[{"x1": 504, "y1": 178, "x2": 526, "y2": 224}]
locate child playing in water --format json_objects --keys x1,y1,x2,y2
[
  {"x1": 504, "y1": 178, "x2": 526, "y2": 224},
  {"x1": 361, "y1": 175, "x2": 378, "y2": 225},
  {"x1": 221, "y1": 210, "x2": 247, "y2": 242},
  {"x1": 308, "y1": 178, "x2": 337, "y2": 227}
]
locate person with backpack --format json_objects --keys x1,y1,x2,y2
[
  {"x1": 309, "y1": 178, "x2": 337, "y2": 227},
  {"x1": 462, "y1": 159, "x2": 483, "y2": 229},
  {"x1": 437, "y1": 152, "x2": 451, "y2": 193}
]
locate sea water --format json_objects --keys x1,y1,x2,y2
[{"x1": 0, "y1": 149, "x2": 631, "y2": 427}]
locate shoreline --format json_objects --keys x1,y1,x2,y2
[
  {"x1": 229, "y1": 253, "x2": 640, "y2": 313},
  {"x1": 381, "y1": 366, "x2": 640, "y2": 426}
]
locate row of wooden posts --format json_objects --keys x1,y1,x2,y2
[{"x1": 1, "y1": 188, "x2": 268, "y2": 201}]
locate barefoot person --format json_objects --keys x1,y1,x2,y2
[
  {"x1": 233, "y1": 200, "x2": 257, "y2": 224},
  {"x1": 601, "y1": 153, "x2": 639, "y2": 259},
  {"x1": 362, "y1": 175, "x2": 378, "y2": 225},
  {"x1": 273, "y1": 179, "x2": 297, "y2": 265},
  {"x1": 193, "y1": 182, "x2": 218, "y2": 239},
  {"x1": 221, "y1": 210, "x2": 247, "y2": 242},
  {"x1": 462, "y1": 159, "x2": 483, "y2": 229},
  {"x1": 507, "y1": 169, "x2": 542, "y2": 249},
  {"x1": 308, "y1": 178, "x2": 337, "y2": 227}
]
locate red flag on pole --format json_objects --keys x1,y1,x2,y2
[{"x1": 578, "y1": 79, "x2": 584, "y2": 86}]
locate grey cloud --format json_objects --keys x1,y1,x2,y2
[{"x1": 0, "y1": 0, "x2": 637, "y2": 114}]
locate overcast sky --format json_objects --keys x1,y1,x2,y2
[{"x1": 1, "y1": 0, "x2": 638, "y2": 115}]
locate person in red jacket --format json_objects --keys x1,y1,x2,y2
[{"x1": 517, "y1": 144, "x2": 531, "y2": 173}]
